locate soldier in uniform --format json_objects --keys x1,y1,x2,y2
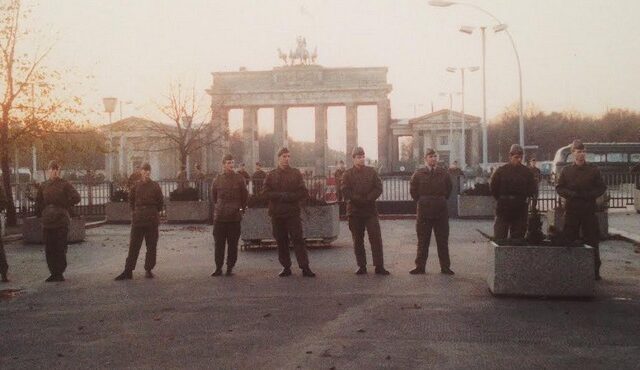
[
  {"x1": 341, "y1": 147, "x2": 389, "y2": 275},
  {"x1": 210, "y1": 154, "x2": 248, "y2": 276},
  {"x1": 490, "y1": 144, "x2": 537, "y2": 239},
  {"x1": 35, "y1": 161, "x2": 81, "y2": 282},
  {"x1": 237, "y1": 163, "x2": 251, "y2": 183},
  {"x1": 556, "y1": 139, "x2": 607, "y2": 280},
  {"x1": 115, "y1": 163, "x2": 164, "y2": 280},
  {"x1": 333, "y1": 160, "x2": 346, "y2": 202},
  {"x1": 127, "y1": 165, "x2": 142, "y2": 190},
  {"x1": 0, "y1": 183, "x2": 9, "y2": 282},
  {"x1": 251, "y1": 162, "x2": 267, "y2": 195},
  {"x1": 262, "y1": 147, "x2": 315, "y2": 277},
  {"x1": 409, "y1": 149, "x2": 454, "y2": 275}
]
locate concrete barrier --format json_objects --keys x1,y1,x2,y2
[
  {"x1": 457, "y1": 195, "x2": 496, "y2": 219},
  {"x1": 487, "y1": 241, "x2": 595, "y2": 297},
  {"x1": 547, "y1": 208, "x2": 608, "y2": 239},
  {"x1": 105, "y1": 202, "x2": 131, "y2": 224},
  {"x1": 166, "y1": 200, "x2": 210, "y2": 224},
  {"x1": 22, "y1": 216, "x2": 86, "y2": 244}
]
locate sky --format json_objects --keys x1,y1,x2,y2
[{"x1": 23, "y1": 0, "x2": 640, "y2": 159}]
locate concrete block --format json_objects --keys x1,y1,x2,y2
[
  {"x1": 105, "y1": 202, "x2": 131, "y2": 224},
  {"x1": 487, "y1": 241, "x2": 595, "y2": 297},
  {"x1": 166, "y1": 200, "x2": 209, "y2": 223},
  {"x1": 457, "y1": 195, "x2": 496, "y2": 219},
  {"x1": 547, "y1": 208, "x2": 608, "y2": 239},
  {"x1": 22, "y1": 216, "x2": 86, "y2": 244},
  {"x1": 634, "y1": 188, "x2": 640, "y2": 214}
]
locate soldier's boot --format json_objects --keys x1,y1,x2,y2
[
  {"x1": 301, "y1": 266, "x2": 316, "y2": 278},
  {"x1": 211, "y1": 267, "x2": 223, "y2": 277},
  {"x1": 225, "y1": 267, "x2": 234, "y2": 276},
  {"x1": 145, "y1": 270, "x2": 154, "y2": 279},
  {"x1": 440, "y1": 267, "x2": 455, "y2": 275},
  {"x1": 46, "y1": 274, "x2": 64, "y2": 282},
  {"x1": 1, "y1": 272, "x2": 8, "y2": 283},
  {"x1": 374, "y1": 266, "x2": 390, "y2": 275},
  {"x1": 409, "y1": 266, "x2": 426, "y2": 275},
  {"x1": 114, "y1": 269, "x2": 133, "y2": 281},
  {"x1": 278, "y1": 267, "x2": 292, "y2": 277},
  {"x1": 355, "y1": 266, "x2": 367, "y2": 275}
]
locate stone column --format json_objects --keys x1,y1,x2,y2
[
  {"x1": 242, "y1": 107, "x2": 258, "y2": 173},
  {"x1": 314, "y1": 104, "x2": 328, "y2": 176},
  {"x1": 471, "y1": 124, "x2": 480, "y2": 167},
  {"x1": 377, "y1": 99, "x2": 391, "y2": 173},
  {"x1": 345, "y1": 103, "x2": 358, "y2": 166},
  {"x1": 210, "y1": 106, "x2": 229, "y2": 170},
  {"x1": 390, "y1": 135, "x2": 399, "y2": 170},
  {"x1": 273, "y1": 105, "x2": 288, "y2": 167},
  {"x1": 412, "y1": 131, "x2": 422, "y2": 162},
  {"x1": 119, "y1": 135, "x2": 127, "y2": 177},
  {"x1": 431, "y1": 129, "x2": 438, "y2": 151}
]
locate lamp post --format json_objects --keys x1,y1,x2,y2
[
  {"x1": 430, "y1": 0, "x2": 525, "y2": 158},
  {"x1": 103, "y1": 97, "x2": 117, "y2": 181},
  {"x1": 446, "y1": 66, "x2": 478, "y2": 168},
  {"x1": 439, "y1": 91, "x2": 461, "y2": 166},
  {"x1": 182, "y1": 115, "x2": 193, "y2": 179}
]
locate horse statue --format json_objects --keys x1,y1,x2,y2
[
  {"x1": 280, "y1": 37, "x2": 316, "y2": 66},
  {"x1": 310, "y1": 46, "x2": 318, "y2": 64},
  {"x1": 277, "y1": 48, "x2": 288, "y2": 65}
]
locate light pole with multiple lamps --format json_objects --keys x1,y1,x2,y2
[
  {"x1": 439, "y1": 91, "x2": 461, "y2": 165},
  {"x1": 446, "y1": 66, "x2": 478, "y2": 168},
  {"x1": 429, "y1": 0, "x2": 525, "y2": 160},
  {"x1": 102, "y1": 97, "x2": 117, "y2": 181}
]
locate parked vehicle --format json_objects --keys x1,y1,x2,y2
[{"x1": 552, "y1": 142, "x2": 640, "y2": 177}]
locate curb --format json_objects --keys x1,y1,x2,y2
[
  {"x1": 608, "y1": 227, "x2": 640, "y2": 245},
  {"x1": 1, "y1": 219, "x2": 107, "y2": 243}
]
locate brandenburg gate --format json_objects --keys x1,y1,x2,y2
[{"x1": 206, "y1": 64, "x2": 393, "y2": 176}]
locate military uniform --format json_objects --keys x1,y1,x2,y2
[
  {"x1": 125, "y1": 178, "x2": 164, "y2": 274},
  {"x1": 490, "y1": 163, "x2": 537, "y2": 239},
  {"x1": 556, "y1": 162, "x2": 606, "y2": 277},
  {"x1": 0, "y1": 184, "x2": 8, "y2": 281},
  {"x1": 210, "y1": 170, "x2": 248, "y2": 274},
  {"x1": 251, "y1": 169, "x2": 267, "y2": 195},
  {"x1": 410, "y1": 165, "x2": 453, "y2": 271},
  {"x1": 262, "y1": 165, "x2": 310, "y2": 271},
  {"x1": 341, "y1": 164, "x2": 386, "y2": 272},
  {"x1": 127, "y1": 171, "x2": 142, "y2": 190},
  {"x1": 238, "y1": 169, "x2": 251, "y2": 183},
  {"x1": 35, "y1": 177, "x2": 81, "y2": 280}
]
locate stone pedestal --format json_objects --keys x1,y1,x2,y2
[
  {"x1": 634, "y1": 188, "x2": 640, "y2": 213},
  {"x1": 105, "y1": 202, "x2": 132, "y2": 224},
  {"x1": 166, "y1": 201, "x2": 210, "y2": 223},
  {"x1": 547, "y1": 208, "x2": 608, "y2": 239},
  {"x1": 22, "y1": 216, "x2": 86, "y2": 244},
  {"x1": 487, "y1": 241, "x2": 595, "y2": 297},
  {"x1": 457, "y1": 195, "x2": 495, "y2": 218}
]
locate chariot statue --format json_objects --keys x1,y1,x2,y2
[{"x1": 277, "y1": 37, "x2": 317, "y2": 66}]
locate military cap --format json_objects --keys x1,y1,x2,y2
[
  {"x1": 141, "y1": 163, "x2": 151, "y2": 171},
  {"x1": 351, "y1": 146, "x2": 365, "y2": 157},
  {"x1": 255, "y1": 161, "x2": 262, "y2": 166},
  {"x1": 222, "y1": 154, "x2": 234, "y2": 163},
  {"x1": 47, "y1": 160, "x2": 60, "y2": 170},
  {"x1": 571, "y1": 139, "x2": 585, "y2": 151},
  {"x1": 509, "y1": 144, "x2": 524, "y2": 155},
  {"x1": 424, "y1": 148, "x2": 437, "y2": 157},
  {"x1": 277, "y1": 147, "x2": 290, "y2": 157}
]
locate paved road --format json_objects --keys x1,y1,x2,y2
[{"x1": 1, "y1": 219, "x2": 639, "y2": 369}]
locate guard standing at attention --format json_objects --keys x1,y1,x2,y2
[
  {"x1": 35, "y1": 161, "x2": 81, "y2": 282},
  {"x1": 409, "y1": 149, "x2": 454, "y2": 275},
  {"x1": 115, "y1": 163, "x2": 164, "y2": 280}
]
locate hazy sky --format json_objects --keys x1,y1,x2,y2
[{"x1": 25, "y1": 0, "x2": 640, "y2": 158}]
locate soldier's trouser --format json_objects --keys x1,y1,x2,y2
[
  {"x1": 564, "y1": 210, "x2": 601, "y2": 274},
  {"x1": 125, "y1": 225, "x2": 159, "y2": 272},
  {"x1": 271, "y1": 216, "x2": 309, "y2": 269},
  {"x1": 43, "y1": 226, "x2": 68, "y2": 276},
  {"x1": 348, "y1": 215, "x2": 384, "y2": 267},
  {"x1": 415, "y1": 216, "x2": 450, "y2": 269},
  {"x1": 494, "y1": 211, "x2": 528, "y2": 239},
  {"x1": 213, "y1": 221, "x2": 241, "y2": 269},
  {"x1": 0, "y1": 229, "x2": 8, "y2": 275}
]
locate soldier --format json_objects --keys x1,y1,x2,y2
[
  {"x1": 448, "y1": 160, "x2": 464, "y2": 177},
  {"x1": 333, "y1": 160, "x2": 346, "y2": 202},
  {"x1": 341, "y1": 147, "x2": 389, "y2": 275},
  {"x1": 262, "y1": 147, "x2": 315, "y2": 277},
  {"x1": 409, "y1": 149, "x2": 454, "y2": 275},
  {"x1": 210, "y1": 154, "x2": 248, "y2": 276},
  {"x1": 490, "y1": 144, "x2": 537, "y2": 239},
  {"x1": 35, "y1": 161, "x2": 81, "y2": 282},
  {"x1": 0, "y1": 182, "x2": 9, "y2": 282},
  {"x1": 251, "y1": 162, "x2": 267, "y2": 195},
  {"x1": 528, "y1": 158, "x2": 542, "y2": 185},
  {"x1": 193, "y1": 163, "x2": 206, "y2": 181},
  {"x1": 556, "y1": 139, "x2": 607, "y2": 280},
  {"x1": 176, "y1": 165, "x2": 188, "y2": 190},
  {"x1": 127, "y1": 165, "x2": 142, "y2": 190},
  {"x1": 115, "y1": 163, "x2": 164, "y2": 280},
  {"x1": 237, "y1": 163, "x2": 251, "y2": 183}
]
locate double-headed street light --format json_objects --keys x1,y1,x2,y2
[
  {"x1": 439, "y1": 91, "x2": 462, "y2": 165},
  {"x1": 430, "y1": 0, "x2": 525, "y2": 160},
  {"x1": 447, "y1": 66, "x2": 479, "y2": 168}
]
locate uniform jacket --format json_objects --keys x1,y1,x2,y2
[
  {"x1": 130, "y1": 179, "x2": 164, "y2": 227},
  {"x1": 341, "y1": 165, "x2": 383, "y2": 217},
  {"x1": 410, "y1": 166, "x2": 452, "y2": 219},
  {"x1": 490, "y1": 163, "x2": 537, "y2": 217},
  {"x1": 36, "y1": 178, "x2": 81, "y2": 229},
  {"x1": 556, "y1": 163, "x2": 606, "y2": 214},
  {"x1": 262, "y1": 166, "x2": 308, "y2": 218},
  {"x1": 210, "y1": 171, "x2": 248, "y2": 223}
]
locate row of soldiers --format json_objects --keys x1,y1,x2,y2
[{"x1": 0, "y1": 139, "x2": 605, "y2": 282}]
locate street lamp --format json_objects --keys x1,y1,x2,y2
[
  {"x1": 447, "y1": 66, "x2": 478, "y2": 168},
  {"x1": 439, "y1": 91, "x2": 461, "y2": 165},
  {"x1": 429, "y1": 0, "x2": 525, "y2": 158},
  {"x1": 103, "y1": 97, "x2": 118, "y2": 181}
]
